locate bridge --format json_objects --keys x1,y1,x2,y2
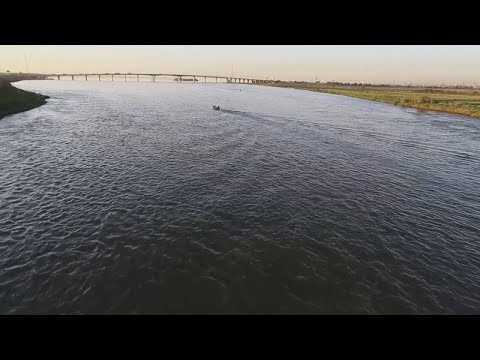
[{"x1": 43, "y1": 73, "x2": 270, "y2": 84}]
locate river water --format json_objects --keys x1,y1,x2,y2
[{"x1": 1, "y1": 80, "x2": 479, "y2": 314}]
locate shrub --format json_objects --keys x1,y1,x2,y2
[{"x1": 419, "y1": 96, "x2": 432, "y2": 104}]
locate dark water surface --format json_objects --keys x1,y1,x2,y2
[{"x1": 1, "y1": 81, "x2": 479, "y2": 314}]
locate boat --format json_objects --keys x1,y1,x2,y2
[{"x1": 212, "y1": 106, "x2": 221, "y2": 111}]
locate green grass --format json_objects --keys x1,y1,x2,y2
[
  {"x1": 265, "y1": 82, "x2": 480, "y2": 119},
  {"x1": 0, "y1": 79, "x2": 49, "y2": 119}
]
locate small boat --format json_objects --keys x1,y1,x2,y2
[{"x1": 212, "y1": 105, "x2": 221, "y2": 111}]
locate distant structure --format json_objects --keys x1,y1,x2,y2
[
  {"x1": 174, "y1": 77, "x2": 198, "y2": 82},
  {"x1": 40, "y1": 72, "x2": 269, "y2": 84}
]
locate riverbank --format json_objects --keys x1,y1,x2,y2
[
  {"x1": 0, "y1": 79, "x2": 49, "y2": 120},
  {"x1": 264, "y1": 82, "x2": 480, "y2": 119}
]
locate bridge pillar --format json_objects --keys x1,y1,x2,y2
[
  {"x1": 204, "y1": 77, "x2": 206, "y2": 83},
  {"x1": 99, "y1": 75, "x2": 101, "y2": 81},
  {"x1": 193, "y1": 76, "x2": 196, "y2": 83},
  {"x1": 125, "y1": 74, "x2": 127, "y2": 82},
  {"x1": 137, "y1": 74, "x2": 139, "y2": 82},
  {"x1": 71, "y1": 75, "x2": 74, "y2": 81},
  {"x1": 152, "y1": 76, "x2": 155, "y2": 82},
  {"x1": 112, "y1": 75, "x2": 114, "y2": 81},
  {"x1": 85, "y1": 75, "x2": 88, "y2": 81},
  {"x1": 216, "y1": 77, "x2": 218, "y2": 83},
  {"x1": 57, "y1": 75, "x2": 60, "y2": 80}
]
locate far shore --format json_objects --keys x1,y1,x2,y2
[
  {"x1": 2, "y1": 74, "x2": 479, "y2": 120},
  {"x1": 0, "y1": 75, "x2": 49, "y2": 120},
  {"x1": 261, "y1": 82, "x2": 480, "y2": 119}
]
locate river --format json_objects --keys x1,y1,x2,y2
[{"x1": 1, "y1": 80, "x2": 479, "y2": 314}]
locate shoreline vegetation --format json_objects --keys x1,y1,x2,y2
[
  {"x1": 262, "y1": 81, "x2": 480, "y2": 119},
  {"x1": 0, "y1": 74, "x2": 49, "y2": 120}
]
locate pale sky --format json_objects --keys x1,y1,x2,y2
[{"x1": 1, "y1": 45, "x2": 479, "y2": 85}]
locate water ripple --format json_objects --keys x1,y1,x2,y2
[{"x1": 1, "y1": 81, "x2": 479, "y2": 314}]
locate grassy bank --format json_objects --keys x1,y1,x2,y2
[
  {"x1": 265, "y1": 82, "x2": 480, "y2": 119},
  {"x1": 0, "y1": 79, "x2": 49, "y2": 120}
]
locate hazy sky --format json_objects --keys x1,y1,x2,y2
[{"x1": 1, "y1": 45, "x2": 479, "y2": 85}]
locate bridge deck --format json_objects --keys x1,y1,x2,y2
[{"x1": 45, "y1": 73, "x2": 266, "y2": 82}]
